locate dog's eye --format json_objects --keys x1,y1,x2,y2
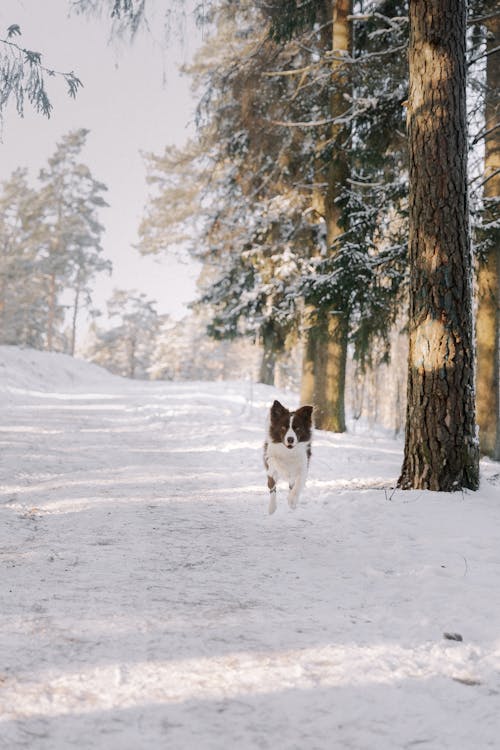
[{"x1": 281, "y1": 426, "x2": 287, "y2": 434}]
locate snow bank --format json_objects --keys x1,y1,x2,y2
[{"x1": 0, "y1": 345, "x2": 120, "y2": 395}]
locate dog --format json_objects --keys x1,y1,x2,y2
[{"x1": 263, "y1": 400, "x2": 313, "y2": 514}]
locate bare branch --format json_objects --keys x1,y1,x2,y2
[
  {"x1": 471, "y1": 121, "x2": 500, "y2": 146},
  {"x1": 468, "y1": 44, "x2": 500, "y2": 66},
  {"x1": 263, "y1": 63, "x2": 317, "y2": 78},
  {"x1": 347, "y1": 13, "x2": 408, "y2": 29},
  {"x1": 468, "y1": 11, "x2": 500, "y2": 25},
  {"x1": 269, "y1": 116, "x2": 336, "y2": 128}
]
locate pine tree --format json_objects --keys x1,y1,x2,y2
[
  {"x1": 475, "y1": 4, "x2": 500, "y2": 460},
  {"x1": 398, "y1": 0, "x2": 479, "y2": 491},
  {"x1": 197, "y1": 201, "x2": 309, "y2": 384},
  {"x1": 138, "y1": 141, "x2": 206, "y2": 257},
  {"x1": 270, "y1": 0, "x2": 409, "y2": 428},
  {"x1": 0, "y1": 169, "x2": 47, "y2": 347},
  {"x1": 315, "y1": 0, "x2": 352, "y2": 431},
  {"x1": 37, "y1": 129, "x2": 109, "y2": 352},
  {"x1": 137, "y1": 2, "x2": 314, "y2": 386},
  {"x1": 87, "y1": 289, "x2": 159, "y2": 378},
  {"x1": 137, "y1": 1, "x2": 409, "y2": 400}
]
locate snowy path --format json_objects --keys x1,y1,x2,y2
[{"x1": 1, "y1": 349, "x2": 500, "y2": 749}]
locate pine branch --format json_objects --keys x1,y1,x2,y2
[
  {"x1": 0, "y1": 31, "x2": 83, "y2": 119},
  {"x1": 347, "y1": 13, "x2": 408, "y2": 30}
]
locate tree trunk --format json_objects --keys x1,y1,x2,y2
[
  {"x1": 300, "y1": 306, "x2": 317, "y2": 404},
  {"x1": 314, "y1": 312, "x2": 348, "y2": 431},
  {"x1": 476, "y1": 11, "x2": 500, "y2": 460},
  {"x1": 398, "y1": 0, "x2": 479, "y2": 491},
  {"x1": 259, "y1": 324, "x2": 278, "y2": 385},
  {"x1": 47, "y1": 272, "x2": 57, "y2": 351},
  {"x1": 70, "y1": 284, "x2": 81, "y2": 357},
  {"x1": 304, "y1": 0, "x2": 351, "y2": 431},
  {"x1": 0, "y1": 276, "x2": 6, "y2": 340},
  {"x1": 128, "y1": 336, "x2": 137, "y2": 379}
]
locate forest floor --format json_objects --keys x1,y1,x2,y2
[{"x1": 1, "y1": 345, "x2": 500, "y2": 750}]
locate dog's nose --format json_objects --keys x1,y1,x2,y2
[{"x1": 287, "y1": 436, "x2": 295, "y2": 444}]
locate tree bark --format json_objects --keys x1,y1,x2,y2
[
  {"x1": 303, "y1": 0, "x2": 351, "y2": 431},
  {"x1": 300, "y1": 310, "x2": 317, "y2": 405},
  {"x1": 258, "y1": 323, "x2": 278, "y2": 385},
  {"x1": 476, "y1": 11, "x2": 500, "y2": 460},
  {"x1": 398, "y1": 0, "x2": 479, "y2": 491},
  {"x1": 0, "y1": 276, "x2": 6, "y2": 337},
  {"x1": 313, "y1": 312, "x2": 348, "y2": 431}
]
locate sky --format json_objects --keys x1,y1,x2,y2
[{"x1": 0, "y1": 0, "x2": 202, "y2": 326}]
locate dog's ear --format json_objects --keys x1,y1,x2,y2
[
  {"x1": 271, "y1": 400, "x2": 287, "y2": 417},
  {"x1": 296, "y1": 405, "x2": 313, "y2": 424}
]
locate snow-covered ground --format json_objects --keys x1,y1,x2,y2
[{"x1": 1, "y1": 345, "x2": 500, "y2": 750}]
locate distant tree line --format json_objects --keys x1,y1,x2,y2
[
  {"x1": 84, "y1": 297, "x2": 264, "y2": 382},
  {"x1": 0, "y1": 129, "x2": 110, "y2": 354}
]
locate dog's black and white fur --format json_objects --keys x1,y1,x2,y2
[{"x1": 263, "y1": 400, "x2": 313, "y2": 514}]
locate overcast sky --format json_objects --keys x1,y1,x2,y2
[{"x1": 0, "y1": 0, "x2": 202, "y2": 325}]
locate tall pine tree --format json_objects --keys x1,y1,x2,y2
[
  {"x1": 475, "y1": 4, "x2": 500, "y2": 460},
  {"x1": 38, "y1": 129, "x2": 109, "y2": 352},
  {"x1": 398, "y1": 0, "x2": 479, "y2": 491}
]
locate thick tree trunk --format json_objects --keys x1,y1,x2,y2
[
  {"x1": 476, "y1": 11, "x2": 500, "y2": 460},
  {"x1": 300, "y1": 306, "x2": 317, "y2": 404},
  {"x1": 398, "y1": 0, "x2": 479, "y2": 491},
  {"x1": 258, "y1": 324, "x2": 278, "y2": 385},
  {"x1": 304, "y1": 0, "x2": 351, "y2": 431},
  {"x1": 313, "y1": 312, "x2": 348, "y2": 431}
]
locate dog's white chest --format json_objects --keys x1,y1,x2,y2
[{"x1": 266, "y1": 441, "x2": 308, "y2": 479}]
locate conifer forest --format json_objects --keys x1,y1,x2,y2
[{"x1": 1, "y1": 0, "x2": 499, "y2": 489}]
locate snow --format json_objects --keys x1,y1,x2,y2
[{"x1": 1, "y1": 345, "x2": 500, "y2": 749}]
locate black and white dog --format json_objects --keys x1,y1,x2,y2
[{"x1": 263, "y1": 400, "x2": 313, "y2": 514}]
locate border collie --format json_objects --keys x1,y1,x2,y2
[{"x1": 264, "y1": 400, "x2": 313, "y2": 514}]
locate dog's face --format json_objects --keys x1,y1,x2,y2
[{"x1": 269, "y1": 400, "x2": 313, "y2": 449}]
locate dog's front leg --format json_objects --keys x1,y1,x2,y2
[
  {"x1": 267, "y1": 474, "x2": 278, "y2": 514},
  {"x1": 288, "y1": 466, "x2": 306, "y2": 510}
]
